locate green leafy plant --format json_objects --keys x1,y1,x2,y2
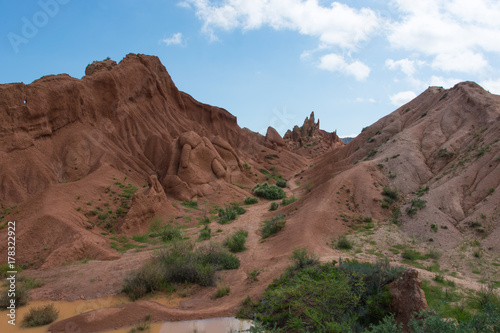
[
  {"x1": 335, "y1": 235, "x2": 353, "y2": 250},
  {"x1": 253, "y1": 182, "x2": 286, "y2": 200},
  {"x1": 181, "y1": 200, "x2": 198, "y2": 209},
  {"x1": 244, "y1": 197, "x2": 259, "y2": 205},
  {"x1": 21, "y1": 304, "x2": 59, "y2": 328},
  {"x1": 269, "y1": 202, "x2": 280, "y2": 211},
  {"x1": 276, "y1": 179, "x2": 287, "y2": 188},
  {"x1": 261, "y1": 213, "x2": 286, "y2": 239},
  {"x1": 281, "y1": 196, "x2": 297, "y2": 206},
  {"x1": 224, "y1": 229, "x2": 248, "y2": 253}
]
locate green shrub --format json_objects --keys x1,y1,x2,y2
[
  {"x1": 239, "y1": 258, "x2": 403, "y2": 332},
  {"x1": 198, "y1": 226, "x2": 211, "y2": 241},
  {"x1": 224, "y1": 230, "x2": 248, "y2": 253},
  {"x1": 407, "y1": 198, "x2": 427, "y2": 216},
  {"x1": 218, "y1": 204, "x2": 246, "y2": 224},
  {"x1": 276, "y1": 179, "x2": 287, "y2": 188},
  {"x1": 290, "y1": 248, "x2": 319, "y2": 269},
  {"x1": 123, "y1": 241, "x2": 240, "y2": 300},
  {"x1": 157, "y1": 225, "x2": 183, "y2": 242},
  {"x1": 253, "y1": 183, "x2": 286, "y2": 200},
  {"x1": 335, "y1": 235, "x2": 353, "y2": 250},
  {"x1": 180, "y1": 200, "x2": 198, "y2": 209},
  {"x1": 122, "y1": 262, "x2": 172, "y2": 300},
  {"x1": 21, "y1": 304, "x2": 59, "y2": 328},
  {"x1": 269, "y1": 202, "x2": 279, "y2": 211},
  {"x1": 416, "y1": 186, "x2": 430, "y2": 197},
  {"x1": 261, "y1": 214, "x2": 286, "y2": 239},
  {"x1": 244, "y1": 197, "x2": 259, "y2": 205},
  {"x1": 402, "y1": 249, "x2": 424, "y2": 260},
  {"x1": 215, "y1": 281, "x2": 230, "y2": 298},
  {"x1": 281, "y1": 196, "x2": 297, "y2": 206},
  {"x1": 382, "y1": 187, "x2": 399, "y2": 201}
]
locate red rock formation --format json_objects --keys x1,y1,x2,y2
[
  {"x1": 388, "y1": 269, "x2": 428, "y2": 329},
  {"x1": 0, "y1": 53, "x2": 307, "y2": 267},
  {"x1": 284, "y1": 111, "x2": 344, "y2": 157}
]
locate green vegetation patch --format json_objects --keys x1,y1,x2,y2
[
  {"x1": 21, "y1": 304, "x2": 59, "y2": 328},
  {"x1": 217, "y1": 203, "x2": 246, "y2": 224},
  {"x1": 224, "y1": 229, "x2": 248, "y2": 253},
  {"x1": 123, "y1": 241, "x2": 240, "y2": 300},
  {"x1": 253, "y1": 182, "x2": 286, "y2": 200},
  {"x1": 239, "y1": 257, "x2": 404, "y2": 332},
  {"x1": 261, "y1": 213, "x2": 286, "y2": 239},
  {"x1": 244, "y1": 197, "x2": 259, "y2": 205}
]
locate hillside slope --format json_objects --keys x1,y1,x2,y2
[
  {"x1": 290, "y1": 82, "x2": 500, "y2": 255},
  {"x1": 0, "y1": 54, "x2": 307, "y2": 268}
]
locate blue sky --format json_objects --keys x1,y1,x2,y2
[{"x1": 1, "y1": 1, "x2": 500, "y2": 137}]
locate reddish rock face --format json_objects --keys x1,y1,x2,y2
[
  {"x1": 283, "y1": 111, "x2": 344, "y2": 157},
  {"x1": 388, "y1": 269, "x2": 428, "y2": 329}
]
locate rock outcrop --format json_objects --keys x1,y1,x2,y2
[
  {"x1": 284, "y1": 111, "x2": 343, "y2": 157},
  {"x1": 85, "y1": 58, "x2": 117, "y2": 76},
  {"x1": 388, "y1": 269, "x2": 428, "y2": 329}
]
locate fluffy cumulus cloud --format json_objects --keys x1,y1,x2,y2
[
  {"x1": 180, "y1": 0, "x2": 378, "y2": 47},
  {"x1": 318, "y1": 53, "x2": 370, "y2": 81},
  {"x1": 162, "y1": 32, "x2": 184, "y2": 46},
  {"x1": 181, "y1": 0, "x2": 500, "y2": 85},
  {"x1": 386, "y1": 58, "x2": 421, "y2": 77},
  {"x1": 387, "y1": 0, "x2": 500, "y2": 73},
  {"x1": 180, "y1": 0, "x2": 378, "y2": 78},
  {"x1": 390, "y1": 91, "x2": 417, "y2": 106}
]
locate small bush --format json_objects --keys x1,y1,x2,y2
[
  {"x1": 218, "y1": 204, "x2": 246, "y2": 224},
  {"x1": 261, "y1": 213, "x2": 286, "y2": 239},
  {"x1": 158, "y1": 225, "x2": 183, "y2": 242},
  {"x1": 269, "y1": 202, "x2": 279, "y2": 211},
  {"x1": 416, "y1": 186, "x2": 430, "y2": 196},
  {"x1": 215, "y1": 281, "x2": 230, "y2": 298},
  {"x1": 248, "y1": 269, "x2": 260, "y2": 282},
  {"x1": 181, "y1": 200, "x2": 198, "y2": 209},
  {"x1": 407, "y1": 198, "x2": 427, "y2": 216},
  {"x1": 253, "y1": 183, "x2": 286, "y2": 200},
  {"x1": 21, "y1": 304, "x2": 59, "y2": 328},
  {"x1": 244, "y1": 197, "x2": 258, "y2": 205},
  {"x1": 124, "y1": 241, "x2": 240, "y2": 299},
  {"x1": 281, "y1": 196, "x2": 297, "y2": 206},
  {"x1": 276, "y1": 179, "x2": 287, "y2": 188},
  {"x1": 225, "y1": 230, "x2": 248, "y2": 253},
  {"x1": 402, "y1": 249, "x2": 424, "y2": 260},
  {"x1": 335, "y1": 235, "x2": 353, "y2": 250},
  {"x1": 290, "y1": 248, "x2": 319, "y2": 269},
  {"x1": 382, "y1": 187, "x2": 399, "y2": 201},
  {"x1": 198, "y1": 226, "x2": 211, "y2": 241}
]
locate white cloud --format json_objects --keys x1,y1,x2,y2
[
  {"x1": 161, "y1": 32, "x2": 184, "y2": 46},
  {"x1": 481, "y1": 79, "x2": 500, "y2": 95},
  {"x1": 318, "y1": 53, "x2": 370, "y2": 81},
  {"x1": 356, "y1": 97, "x2": 376, "y2": 103},
  {"x1": 387, "y1": 0, "x2": 500, "y2": 74},
  {"x1": 385, "y1": 58, "x2": 423, "y2": 77},
  {"x1": 431, "y1": 51, "x2": 488, "y2": 73},
  {"x1": 181, "y1": 0, "x2": 379, "y2": 49},
  {"x1": 390, "y1": 91, "x2": 417, "y2": 106},
  {"x1": 428, "y1": 76, "x2": 462, "y2": 89}
]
